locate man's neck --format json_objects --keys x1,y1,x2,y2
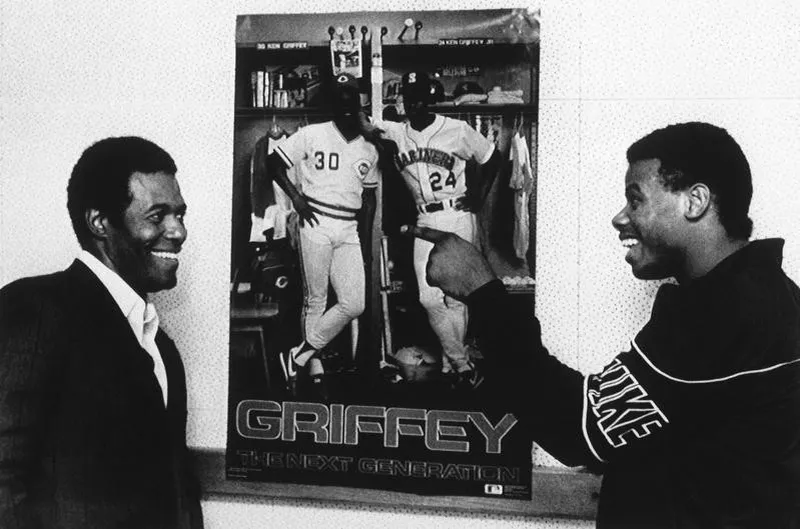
[
  {"x1": 332, "y1": 118, "x2": 360, "y2": 141},
  {"x1": 83, "y1": 247, "x2": 148, "y2": 301},
  {"x1": 408, "y1": 113, "x2": 435, "y2": 132},
  {"x1": 679, "y1": 235, "x2": 749, "y2": 283}
]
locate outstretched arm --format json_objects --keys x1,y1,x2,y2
[
  {"x1": 466, "y1": 149, "x2": 502, "y2": 211},
  {"x1": 466, "y1": 279, "x2": 596, "y2": 468},
  {"x1": 399, "y1": 224, "x2": 595, "y2": 465},
  {"x1": 401, "y1": 224, "x2": 750, "y2": 473},
  {"x1": 266, "y1": 151, "x2": 318, "y2": 227},
  {"x1": 358, "y1": 116, "x2": 402, "y2": 181}
]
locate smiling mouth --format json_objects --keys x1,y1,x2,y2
[
  {"x1": 151, "y1": 250, "x2": 180, "y2": 262},
  {"x1": 621, "y1": 238, "x2": 639, "y2": 249}
]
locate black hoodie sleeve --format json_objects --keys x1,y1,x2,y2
[{"x1": 468, "y1": 280, "x2": 600, "y2": 467}]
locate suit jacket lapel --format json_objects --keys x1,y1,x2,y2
[
  {"x1": 156, "y1": 331, "x2": 187, "y2": 418},
  {"x1": 62, "y1": 260, "x2": 167, "y2": 410}
]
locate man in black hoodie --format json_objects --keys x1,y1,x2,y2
[{"x1": 403, "y1": 122, "x2": 800, "y2": 528}]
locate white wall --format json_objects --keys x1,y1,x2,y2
[{"x1": 2, "y1": 0, "x2": 799, "y2": 527}]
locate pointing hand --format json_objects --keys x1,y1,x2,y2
[{"x1": 401, "y1": 224, "x2": 495, "y2": 299}]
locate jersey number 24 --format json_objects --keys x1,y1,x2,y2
[{"x1": 430, "y1": 171, "x2": 456, "y2": 191}]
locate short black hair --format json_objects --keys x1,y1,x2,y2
[
  {"x1": 67, "y1": 136, "x2": 177, "y2": 248},
  {"x1": 627, "y1": 122, "x2": 753, "y2": 239}
]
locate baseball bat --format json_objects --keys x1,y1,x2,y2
[
  {"x1": 372, "y1": 27, "x2": 391, "y2": 371},
  {"x1": 350, "y1": 319, "x2": 359, "y2": 360},
  {"x1": 379, "y1": 235, "x2": 393, "y2": 368}
]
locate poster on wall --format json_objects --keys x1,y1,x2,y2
[
  {"x1": 226, "y1": 8, "x2": 540, "y2": 500},
  {"x1": 330, "y1": 38, "x2": 363, "y2": 78}
]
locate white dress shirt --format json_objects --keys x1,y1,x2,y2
[{"x1": 78, "y1": 250, "x2": 169, "y2": 407}]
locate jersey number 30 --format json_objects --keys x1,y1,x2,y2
[
  {"x1": 314, "y1": 151, "x2": 340, "y2": 170},
  {"x1": 430, "y1": 171, "x2": 456, "y2": 192}
]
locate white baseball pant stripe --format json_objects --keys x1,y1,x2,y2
[{"x1": 298, "y1": 217, "x2": 366, "y2": 351}]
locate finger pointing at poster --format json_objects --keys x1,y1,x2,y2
[{"x1": 400, "y1": 224, "x2": 495, "y2": 299}]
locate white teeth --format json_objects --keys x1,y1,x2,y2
[
  {"x1": 152, "y1": 251, "x2": 179, "y2": 261},
  {"x1": 621, "y1": 239, "x2": 639, "y2": 248}
]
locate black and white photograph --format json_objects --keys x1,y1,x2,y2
[
  {"x1": 3, "y1": 1, "x2": 800, "y2": 528},
  {"x1": 226, "y1": 9, "x2": 540, "y2": 499}
]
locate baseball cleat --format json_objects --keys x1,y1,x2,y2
[
  {"x1": 380, "y1": 363, "x2": 403, "y2": 384},
  {"x1": 455, "y1": 364, "x2": 484, "y2": 390},
  {"x1": 279, "y1": 343, "x2": 304, "y2": 381},
  {"x1": 280, "y1": 342, "x2": 322, "y2": 383},
  {"x1": 279, "y1": 350, "x2": 297, "y2": 381}
]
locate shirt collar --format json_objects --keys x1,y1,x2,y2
[
  {"x1": 693, "y1": 238, "x2": 784, "y2": 286},
  {"x1": 77, "y1": 250, "x2": 158, "y2": 343}
]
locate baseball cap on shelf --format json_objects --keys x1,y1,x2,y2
[
  {"x1": 401, "y1": 70, "x2": 435, "y2": 103},
  {"x1": 453, "y1": 81, "x2": 485, "y2": 98}
]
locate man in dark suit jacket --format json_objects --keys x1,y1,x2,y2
[{"x1": 0, "y1": 137, "x2": 204, "y2": 528}]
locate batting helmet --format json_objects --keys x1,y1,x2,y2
[{"x1": 393, "y1": 346, "x2": 441, "y2": 383}]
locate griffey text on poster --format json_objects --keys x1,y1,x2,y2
[{"x1": 236, "y1": 400, "x2": 518, "y2": 454}]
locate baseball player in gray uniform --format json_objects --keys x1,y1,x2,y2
[
  {"x1": 268, "y1": 73, "x2": 379, "y2": 390},
  {"x1": 374, "y1": 71, "x2": 501, "y2": 389}
]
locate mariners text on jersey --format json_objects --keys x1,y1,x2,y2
[
  {"x1": 395, "y1": 148, "x2": 456, "y2": 172},
  {"x1": 377, "y1": 115, "x2": 494, "y2": 206}
]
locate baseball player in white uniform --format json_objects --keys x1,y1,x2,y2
[
  {"x1": 268, "y1": 73, "x2": 379, "y2": 390},
  {"x1": 374, "y1": 71, "x2": 500, "y2": 389}
]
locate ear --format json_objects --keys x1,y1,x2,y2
[
  {"x1": 684, "y1": 183, "x2": 711, "y2": 221},
  {"x1": 85, "y1": 208, "x2": 109, "y2": 239}
]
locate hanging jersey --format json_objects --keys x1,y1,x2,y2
[
  {"x1": 274, "y1": 122, "x2": 379, "y2": 215},
  {"x1": 264, "y1": 134, "x2": 295, "y2": 211},
  {"x1": 381, "y1": 115, "x2": 494, "y2": 206},
  {"x1": 509, "y1": 132, "x2": 533, "y2": 259},
  {"x1": 250, "y1": 133, "x2": 296, "y2": 241},
  {"x1": 250, "y1": 133, "x2": 288, "y2": 217}
]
